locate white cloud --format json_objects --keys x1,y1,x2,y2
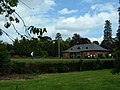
[
  {"x1": 56, "y1": 10, "x2": 117, "y2": 37},
  {"x1": 58, "y1": 8, "x2": 78, "y2": 15},
  {"x1": 89, "y1": 36, "x2": 103, "y2": 44},
  {"x1": 0, "y1": 0, "x2": 57, "y2": 42},
  {"x1": 0, "y1": 0, "x2": 118, "y2": 43},
  {"x1": 91, "y1": 3, "x2": 116, "y2": 12}
]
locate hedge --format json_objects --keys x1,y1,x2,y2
[{"x1": 9, "y1": 59, "x2": 114, "y2": 74}]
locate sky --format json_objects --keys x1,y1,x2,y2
[{"x1": 0, "y1": 0, "x2": 119, "y2": 43}]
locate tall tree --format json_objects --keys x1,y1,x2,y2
[
  {"x1": 101, "y1": 20, "x2": 113, "y2": 50},
  {"x1": 112, "y1": 1, "x2": 120, "y2": 74},
  {"x1": 55, "y1": 32, "x2": 62, "y2": 58},
  {"x1": 104, "y1": 20, "x2": 112, "y2": 41}
]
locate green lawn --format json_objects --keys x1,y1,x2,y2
[
  {"x1": 11, "y1": 58, "x2": 80, "y2": 63},
  {"x1": 11, "y1": 58, "x2": 113, "y2": 63},
  {"x1": 0, "y1": 69, "x2": 120, "y2": 90}
]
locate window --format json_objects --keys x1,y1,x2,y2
[
  {"x1": 86, "y1": 47, "x2": 88, "y2": 49},
  {"x1": 77, "y1": 47, "x2": 80, "y2": 49}
]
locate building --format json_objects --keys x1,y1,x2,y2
[{"x1": 62, "y1": 43, "x2": 109, "y2": 58}]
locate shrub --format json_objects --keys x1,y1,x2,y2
[
  {"x1": 9, "y1": 59, "x2": 114, "y2": 74},
  {"x1": 111, "y1": 50, "x2": 120, "y2": 74},
  {"x1": 57, "y1": 63, "x2": 69, "y2": 73},
  {"x1": 93, "y1": 58, "x2": 103, "y2": 70},
  {"x1": 0, "y1": 42, "x2": 11, "y2": 74}
]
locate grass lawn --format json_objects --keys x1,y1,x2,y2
[
  {"x1": 0, "y1": 69, "x2": 120, "y2": 90},
  {"x1": 11, "y1": 58, "x2": 113, "y2": 63},
  {"x1": 11, "y1": 58, "x2": 81, "y2": 63}
]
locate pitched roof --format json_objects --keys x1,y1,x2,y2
[{"x1": 62, "y1": 43, "x2": 108, "y2": 53}]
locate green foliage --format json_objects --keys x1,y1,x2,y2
[
  {"x1": 8, "y1": 59, "x2": 114, "y2": 74},
  {"x1": 93, "y1": 58, "x2": 103, "y2": 70},
  {"x1": 112, "y1": 5, "x2": 120, "y2": 74},
  {"x1": 111, "y1": 49, "x2": 120, "y2": 74},
  {"x1": 29, "y1": 26, "x2": 47, "y2": 38},
  {"x1": 93, "y1": 41, "x2": 99, "y2": 45},
  {"x1": 101, "y1": 20, "x2": 113, "y2": 50},
  {"x1": 40, "y1": 51, "x2": 48, "y2": 58},
  {"x1": 0, "y1": 41, "x2": 11, "y2": 74},
  {"x1": 5, "y1": 0, "x2": 18, "y2": 7},
  {"x1": 70, "y1": 33, "x2": 91, "y2": 46},
  {"x1": 0, "y1": 0, "x2": 19, "y2": 29},
  {"x1": 57, "y1": 64, "x2": 69, "y2": 73}
]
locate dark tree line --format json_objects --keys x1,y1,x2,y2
[{"x1": 5, "y1": 33, "x2": 93, "y2": 58}]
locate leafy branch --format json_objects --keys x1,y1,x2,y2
[{"x1": 0, "y1": 0, "x2": 47, "y2": 42}]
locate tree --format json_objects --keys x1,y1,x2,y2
[
  {"x1": 0, "y1": 41, "x2": 11, "y2": 74},
  {"x1": 0, "y1": 0, "x2": 47, "y2": 41},
  {"x1": 71, "y1": 33, "x2": 81, "y2": 46},
  {"x1": 29, "y1": 26, "x2": 47, "y2": 39},
  {"x1": 55, "y1": 32, "x2": 62, "y2": 58},
  {"x1": 111, "y1": 3, "x2": 120, "y2": 74},
  {"x1": 101, "y1": 20, "x2": 113, "y2": 50},
  {"x1": 104, "y1": 20, "x2": 112, "y2": 41},
  {"x1": 93, "y1": 41, "x2": 99, "y2": 45},
  {"x1": 70, "y1": 33, "x2": 91, "y2": 46},
  {"x1": 0, "y1": 0, "x2": 23, "y2": 39}
]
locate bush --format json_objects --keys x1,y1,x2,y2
[
  {"x1": 93, "y1": 58, "x2": 103, "y2": 70},
  {"x1": 57, "y1": 63, "x2": 69, "y2": 73},
  {"x1": 0, "y1": 42, "x2": 11, "y2": 74},
  {"x1": 111, "y1": 50, "x2": 120, "y2": 74},
  {"x1": 9, "y1": 59, "x2": 114, "y2": 74}
]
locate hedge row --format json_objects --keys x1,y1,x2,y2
[{"x1": 7, "y1": 59, "x2": 114, "y2": 74}]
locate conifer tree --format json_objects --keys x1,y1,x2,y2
[
  {"x1": 104, "y1": 20, "x2": 112, "y2": 41},
  {"x1": 101, "y1": 20, "x2": 113, "y2": 49},
  {"x1": 111, "y1": 0, "x2": 120, "y2": 74}
]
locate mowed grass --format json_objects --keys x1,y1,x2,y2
[
  {"x1": 11, "y1": 58, "x2": 112, "y2": 63},
  {"x1": 11, "y1": 58, "x2": 81, "y2": 63},
  {"x1": 0, "y1": 69, "x2": 120, "y2": 90}
]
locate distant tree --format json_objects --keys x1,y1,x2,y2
[
  {"x1": 104, "y1": 20, "x2": 112, "y2": 41},
  {"x1": 70, "y1": 33, "x2": 81, "y2": 46},
  {"x1": 101, "y1": 20, "x2": 113, "y2": 50},
  {"x1": 13, "y1": 38, "x2": 31, "y2": 56},
  {"x1": 93, "y1": 41, "x2": 99, "y2": 45},
  {"x1": 80, "y1": 38, "x2": 91, "y2": 44},
  {"x1": 55, "y1": 32, "x2": 62, "y2": 58},
  {"x1": 55, "y1": 32, "x2": 62, "y2": 40},
  {"x1": 65, "y1": 37, "x2": 71, "y2": 48},
  {"x1": 70, "y1": 33, "x2": 91, "y2": 46}
]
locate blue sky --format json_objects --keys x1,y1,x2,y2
[{"x1": 0, "y1": 0, "x2": 119, "y2": 43}]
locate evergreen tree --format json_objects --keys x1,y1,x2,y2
[
  {"x1": 111, "y1": 1, "x2": 120, "y2": 74},
  {"x1": 104, "y1": 20, "x2": 112, "y2": 41},
  {"x1": 101, "y1": 20, "x2": 113, "y2": 50}
]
